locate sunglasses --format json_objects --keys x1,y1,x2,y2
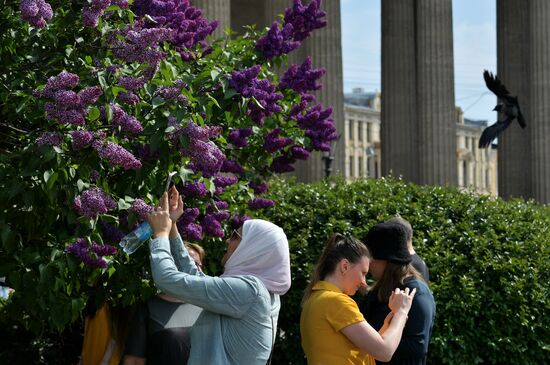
[{"x1": 230, "y1": 229, "x2": 242, "y2": 241}]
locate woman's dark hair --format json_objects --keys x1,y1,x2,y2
[
  {"x1": 373, "y1": 262, "x2": 423, "y2": 303},
  {"x1": 302, "y1": 233, "x2": 370, "y2": 305}
]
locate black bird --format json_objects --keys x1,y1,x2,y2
[{"x1": 478, "y1": 70, "x2": 526, "y2": 148}]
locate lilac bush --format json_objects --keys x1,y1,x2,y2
[{"x1": 3, "y1": 0, "x2": 335, "y2": 333}]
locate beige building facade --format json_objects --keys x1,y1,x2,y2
[{"x1": 344, "y1": 89, "x2": 498, "y2": 196}]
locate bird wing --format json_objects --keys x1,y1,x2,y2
[
  {"x1": 478, "y1": 118, "x2": 513, "y2": 148},
  {"x1": 483, "y1": 70, "x2": 512, "y2": 100}
]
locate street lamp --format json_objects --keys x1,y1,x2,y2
[
  {"x1": 366, "y1": 146, "x2": 376, "y2": 178},
  {"x1": 321, "y1": 152, "x2": 334, "y2": 178}
]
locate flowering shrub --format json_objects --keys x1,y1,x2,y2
[{"x1": 0, "y1": 0, "x2": 336, "y2": 333}]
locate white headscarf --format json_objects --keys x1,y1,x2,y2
[{"x1": 222, "y1": 219, "x2": 291, "y2": 295}]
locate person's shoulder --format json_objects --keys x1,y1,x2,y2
[{"x1": 404, "y1": 276, "x2": 431, "y2": 295}]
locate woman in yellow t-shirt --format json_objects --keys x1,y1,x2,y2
[{"x1": 300, "y1": 234, "x2": 416, "y2": 365}]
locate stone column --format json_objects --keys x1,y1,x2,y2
[
  {"x1": 496, "y1": 0, "x2": 531, "y2": 199},
  {"x1": 415, "y1": 0, "x2": 457, "y2": 186},
  {"x1": 528, "y1": 0, "x2": 550, "y2": 203},
  {"x1": 192, "y1": 0, "x2": 231, "y2": 38},
  {"x1": 381, "y1": 0, "x2": 418, "y2": 181}
]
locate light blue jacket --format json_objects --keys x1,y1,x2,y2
[{"x1": 149, "y1": 235, "x2": 280, "y2": 365}]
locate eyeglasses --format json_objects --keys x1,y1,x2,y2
[{"x1": 230, "y1": 229, "x2": 242, "y2": 241}]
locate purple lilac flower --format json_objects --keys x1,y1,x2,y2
[
  {"x1": 65, "y1": 238, "x2": 116, "y2": 269},
  {"x1": 227, "y1": 128, "x2": 253, "y2": 148},
  {"x1": 294, "y1": 103, "x2": 338, "y2": 152},
  {"x1": 255, "y1": 21, "x2": 300, "y2": 59},
  {"x1": 220, "y1": 160, "x2": 245, "y2": 176},
  {"x1": 214, "y1": 175, "x2": 238, "y2": 189},
  {"x1": 118, "y1": 92, "x2": 140, "y2": 105},
  {"x1": 71, "y1": 130, "x2": 94, "y2": 151},
  {"x1": 283, "y1": 0, "x2": 327, "y2": 42},
  {"x1": 82, "y1": 0, "x2": 111, "y2": 28},
  {"x1": 279, "y1": 56, "x2": 325, "y2": 93},
  {"x1": 130, "y1": 199, "x2": 154, "y2": 221},
  {"x1": 230, "y1": 214, "x2": 250, "y2": 229},
  {"x1": 53, "y1": 90, "x2": 80, "y2": 108},
  {"x1": 156, "y1": 83, "x2": 187, "y2": 104},
  {"x1": 179, "y1": 207, "x2": 200, "y2": 225},
  {"x1": 249, "y1": 181, "x2": 269, "y2": 195},
  {"x1": 182, "y1": 181, "x2": 208, "y2": 198},
  {"x1": 36, "y1": 132, "x2": 63, "y2": 146},
  {"x1": 73, "y1": 187, "x2": 117, "y2": 218},
  {"x1": 78, "y1": 86, "x2": 103, "y2": 105},
  {"x1": 263, "y1": 128, "x2": 292, "y2": 153},
  {"x1": 133, "y1": 0, "x2": 218, "y2": 59},
  {"x1": 201, "y1": 211, "x2": 229, "y2": 237},
  {"x1": 248, "y1": 197, "x2": 276, "y2": 210},
  {"x1": 92, "y1": 140, "x2": 142, "y2": 170},
  {"x1": 270, "y1": 155, "x2": 296, "y2": 173},
  {"x1": 111, "y1": 105, "x2": 143, "y2": 134},
  {"x1": 20, "y1": 0, "x2": 53, "y2": 29},
  {"x1": 290, "y1": 145, "x2": 310, "y2": 160},
  {"x1": 99, "y1": 221, "x2": 125, "y2": 243},
  {"x1": 40, "y1": 71, "x2": 80, "y2": 99},
  {"x1": 110, "y1": 25, "x2": 175, "y2": 65},
  {"x1": 178, "y1": 222, "x2": 202, "y2": 241},
  {"x1": 118, "y1": 76, "x2": 145, "y2": 91},
  {"x1": 229, "y1": 66, "x2": 283, "y2": 125}
]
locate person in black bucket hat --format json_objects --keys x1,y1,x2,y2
[{"x1": 359, "y1": 221, "x2": 436, "y2": 365}]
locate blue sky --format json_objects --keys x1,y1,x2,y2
[{"x1": 341, "y1": 0, "x2": 497, "y2": 123}]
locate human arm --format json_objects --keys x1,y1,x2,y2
[
  {"x1": 341, "y1": 288, "x2": 415, "y2": 362},
  {"x1": 390, "y1": 287, "x2": 435, "y2": 359},
  {"x1": 149, "y1": 236, "x2": 260, "y2": 317}
]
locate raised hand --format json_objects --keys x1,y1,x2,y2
[
  {"x1": 388, "y1": 287, "x2": 416, "y2": 316},
  {"x1": 168, "y1": 185, "x2": 184, "y2": 222},
  {"x1": 147, "y1": 192, "x2": 172, "y2": 238}
]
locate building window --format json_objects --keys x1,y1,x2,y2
[
  {"x1": 349, "y1": 156, "x2": 354, "y2": 177},
  {"x1": 462, "y1": 160, "x2": 467, "y2": 187},
  {"x1": 358, "y1": 123, "x2": 363, "y2": 141},
  {"x1": 366, "y1": 124, "x2": 371, "y2": 143},
  {"x1": 348, "y1": 120, "x2": 354, "y2": 141},
  {"x1": 358, "y1": 156, "x2": 364, "y2": 176}
]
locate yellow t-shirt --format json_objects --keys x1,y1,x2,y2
[
  {"x1": 300, "y1": 281, "x2": 376, "y2": 365},
  {"x1": 80, "y1": 303, "x2": 122, "y2": 365}
]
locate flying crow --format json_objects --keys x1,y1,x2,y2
[{"x1": 478, "y1": 70, "x2": 526, "y2": 148}]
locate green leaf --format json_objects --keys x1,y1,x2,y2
[
  {"x1": 118, "y1": 199, "x2": 132, "y2": 210},
  {"x1": 210, "y1": 69, "x2": 220, "y2": 81}
]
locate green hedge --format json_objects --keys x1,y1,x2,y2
[{"x1": 257, "y1": 177, "x2": 550, "y2": 365}]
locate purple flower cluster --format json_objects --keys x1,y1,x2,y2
[
  {"x1": 295, "y1": 103, "x2": 338, "y2": 151},
  {"x1": 110, "y1": 24, "x2": 175, "y2": 67},
  {"x1": 230, "y1": 214, "x2": 250, "y2": 229},
  {"x1": 71, "y1": 130, "x2": 95, "y2": 151},
  {"x1": 37, "y1": 72, "x2": 102, "y2": 126},
  {"x1": 249, "y1": 181, "x2": 269, "y2": 195},
  {"x1": 255, "y1": 0, "x2": 326, "y2": 59},
  {"x1": 268, "y1": 144, "x2": 311, "y2": 173},
  {"x1": 36, "y1": 132, "x2": 63, "y2": 147},
  {"x1": 172, "y1": 121, "x2": 225, "y2": 177},
  {"x1": 73, "y1": 187, "x2": 117, "y2": 218},
  {"x1": 208, "y1": 200, "x2": 229, "y2": 211},
  {"x1": 179, "y1": 222, "x2": 202, "y2": 241},
  {"x1": 117, "y1": 76, "x2": 145, "y2": 105},
  {"x1": 283, "y1": 0, "x2": 327, "y2": 42},
  {"x1": 20, "y1": 0, "x2": 53, "y2": 29},
  {"x1": 255, "y1": 22, "x2": 300, "y2": 60},
  {"x1": 279, "y1": 57, "x2": 326, "y2": 93},
  {"x1": 229, "y1": 66, "x2": 283, "y2": 125},
  {"x1": 130, "y1": 199, "x2": 154, "y2": 221},
  {"x1": 92, "y1": 140, "x2": 142, "y2": 170},
  {"x1": 181, "y1": 181, "x2": 208, "y2": 198},
  {"x1": 220, "y1": 160, "x2": 245, "y2": 176},
  {"x1": 81, "y1": 0, "x2": 111, "y2": 28},
  {"x1": 133, "y1": 0, "x2": 218, "y2": 60},
  {"x1": 156, "y1": 82, "x2": 187, "y2": 104},
  {"x1": 248, "y1": 197, "x2": 275, "y2": 210},
  {"x1": 135, "y1": 143, "x2": 160, "y2": 162},
  {"x1": 99, "y1": 221, "x2": 125, "y2": 243},
  {"x1": 263, "y1": 128, "x2": 292, "y2": 153},
  {"x1": 201, "y1": 211, "x2": 229, "y2": 237},
  {"x1": 111, "y1": 105, "x2": 144, "y2": 134},
  {"x1": 227, "y1": 128, "x2": 253, "y2": 148},
  {"x1": 65, "y1": 238, "x2": 117, "y2": 269},
  {"x1": 214, "y1": 175, "x2": 238, "y2": 189}
]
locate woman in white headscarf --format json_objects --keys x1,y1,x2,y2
[{"x1": 147, "y1": 188, "x2": 291, "y2": 365}]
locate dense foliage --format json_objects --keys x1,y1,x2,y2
[
  {"x1": 0, "y1": 0, "x2": 336, "y2": 334},
  {"x1": 257, "y1": 177, "x2": 550, "y2": 365}
]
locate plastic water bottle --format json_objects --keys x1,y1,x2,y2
[{"x1": 119, "y1": 222, "x2": 153, "y2": 255}]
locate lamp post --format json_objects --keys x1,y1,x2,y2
[
  {"x1": 366, "y1": 146, "x2": 376, "y2": 178},
  {"x1": 321, "y1": 152, "x2": 334, "y2": 178}
]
